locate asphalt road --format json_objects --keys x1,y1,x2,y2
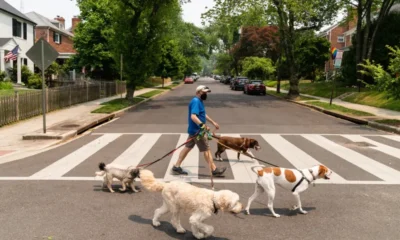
[{"x1": 1, "y1": 77, "x2": 399, "y2": 240}]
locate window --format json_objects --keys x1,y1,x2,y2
[
  {"x1": 337, "y1": 35, "x2": 345, "y2": 43},
  {"x1": 23, "y1": 23, "x2": 27, "y2": 40},
  {"x1": 53, "y1": 32, "x2": 62, "y2": 44},
  {"x1": 12, "y1": 18, "x2": 22, "y2": 38}
]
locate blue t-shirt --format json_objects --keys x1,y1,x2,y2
[{"x1": 187, "y1": 97, "x2": 206, "y2": 135}]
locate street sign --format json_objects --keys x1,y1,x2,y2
[
  {"x1": 26, "y1": 37, "x2": 59, "y2": 134},
  {"x1": 26, "y1": 37, "x2": 59, "y2": 71}
]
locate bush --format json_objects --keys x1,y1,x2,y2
[
  {"x1": 27, "y1": 74, "x2": 45, "y2": 89},
  {"x1": 242, "y1": 57, "x2": 276, "y2": 80},
  {"x1": 0, "y1": 71, "x2": 7, "y2": 81},
  {"x1": 359, "y1": 45, "x2": 400, "y2": 99},
  {"x1": 0, "y1": 81, "x2": 13, "y2": 90},
  {"x1": 7, "y1": 65, "x2": 33, "y2": 84}
]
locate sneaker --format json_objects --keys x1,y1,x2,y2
[
  {"x1": 212, "y1": 167, "x2": 227, "y2": 176},
  {"x1": 172, "y1": 166, "x2": 188, "y2": 175}
]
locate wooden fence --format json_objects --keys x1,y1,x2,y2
[{"x1": 0, "y1": 81, "x2": 126, "y2": 127}]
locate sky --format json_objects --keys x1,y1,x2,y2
[{"x1": 5, "y1": 0, "x2": 216, "y2": 29}]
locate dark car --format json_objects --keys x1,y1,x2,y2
[
  {"x1": 243, "y1": 79, "x2": 266, "y2": 95},
  {"x1": 230, "y1": 77, "x2": 248, "y2": 90}
]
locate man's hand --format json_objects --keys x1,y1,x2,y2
[{"x1": 212, "y1": 121, "x2": 220, "y2": 130}]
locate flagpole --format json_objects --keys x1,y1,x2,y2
[{"x1": 41, "y1": 40, "x2": 46, "y2": 133}]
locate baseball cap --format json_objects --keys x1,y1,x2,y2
[{"x1": 196, "y1": 85, "x2": 211, "y2": 93}]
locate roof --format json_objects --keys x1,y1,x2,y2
[
  {"x1": 25, "y1": 11, "x2": 74, "y2": 37},
  {"x1": 0, "y1": 0, "x2": 35, "y2": 25},
  {"x1": 0, "y1": 38, "x2": 12, "y2": 47}
]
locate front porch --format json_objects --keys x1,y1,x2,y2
[{"x1": 0, "y1": 38, "x2": 24, "y2": 84}]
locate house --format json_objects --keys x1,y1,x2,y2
[
  {"x1": 0, "y1": 0, "x2": 36, "y2": 84},
  {"x1": 25, "y1": 12, "x2": 80, "y2": 65},
  {"x1": 318, "y1": 4, "x2": 400, "y2": 75}
]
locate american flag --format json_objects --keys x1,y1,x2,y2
[{"x1": 4, "y1": 45, "x2": 18, "y2": 62}]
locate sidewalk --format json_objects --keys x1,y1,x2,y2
[
  {"x1": 0, "y1": 82, "x2": 173, "y2": 160},
  {"x1": 266, "y1": 87, "x2": 400, "y2": 120}
]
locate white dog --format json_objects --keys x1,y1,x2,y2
[
  {"x1": 135, "y1": 169, "x2": 243, "y2": 239},
  {"x1": 95, "y1": 162, "x2": 140, "y2": 193},
  {"x1": 245, "y1": 164, "x2": 332, "y2": 217}
]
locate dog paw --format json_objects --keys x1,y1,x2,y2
[
  {"x1": 244, "y1": 209, "x2": 250, "y2": 215},
  {"x1": 299, "y1": 209, "x2": 308, "y2": 214},
  {"x1": 152, "y1": 220, "x2": 161, "y2": 227},
  {"x1": 273, "y1": 214, "x2": 281, "y2": 218},
  {"x1": 202, "y1": 226, "x2": 214, "y2": 237},
  {"x1": 176, "y1": 228, "x2": 186, "y2": 234},
  {"x1": 119, "y1": 188, "x2": 126, "y2": 192},
  {"x1": 193, "y1": 232, "x2": 205, "y2": 239}
]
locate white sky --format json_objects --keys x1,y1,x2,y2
[{"x1": 5, "y1": 0, "x2": 215, "y2": 29}]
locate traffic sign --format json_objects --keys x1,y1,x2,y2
[
  {"x1": 25, "y1": 37, "x2": 59, "y2": 134},
  {"x1": 26, "y1": 37, "x2": 59, "y2": 71}
]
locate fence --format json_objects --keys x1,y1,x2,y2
[{"x1": 0, "y1": 81, "x2": 126, "y2": 127}]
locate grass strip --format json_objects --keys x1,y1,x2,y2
[{"x1": 91, "y1": 98, "x2": 145, "y2": 114}]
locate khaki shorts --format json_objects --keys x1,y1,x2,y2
[{"x1": 185, "y1": 134, "x2": 209, "y2": 152}]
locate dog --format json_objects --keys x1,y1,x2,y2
[
  {"x1": 134, "y1": 169, "x2": 243, "y2": 239},
  {"x1": 245, "y1": 164, "x2": 332, "y2": 217},
  {"x1": 212, "y1": 132, "x2": 261, "y2": 161},
  {"x1": 95, "y1": 162, "x2": 140, "y2": 193}
]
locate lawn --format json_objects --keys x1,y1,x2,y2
[
  {"x1": 306, "y1": 101, "x2": 374, "y2": 116},
  {"x1": 375, "y1": 119, "x2": 400, "y2": 127},
  {"x1": 264, "y1": 80, "x2": 360, "y2": 98},
  {"x1": 137, "y1": 90, "x2": 164, "y2": 98},
  {"x1": 266, "y1": 90, "x2": 317, "y2": 101},
  {"x1": 91, "y1": 98, "x2": 145, "y2": 114},
  {"x1": 343, "y1": 91, "x2": 400, "y2": 112},
  {"x1": 157, "y1": 82, "x2": 180, "y2": 90}
]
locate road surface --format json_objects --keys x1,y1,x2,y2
[{"x1": 1, "y1": 77, "x2": 399, "y2": 240}]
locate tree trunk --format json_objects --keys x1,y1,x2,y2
[
  {"x1": 288, "y1": 64, "x2": 299, "y2": 97},
  {"x1": 276, "y1": 52, "x2": 282, "y2": 93},
  {"x1": 162, "y1": 77, "x2": 164, "y2": 88},
  {"x1": 361, "y1": 1, "x2": 372, "y2": 62},
  {"x1": 355, "y1": 0, "x2": 363, "y2": 92},
  {"x1": 125, "y1": 80, "x2": 136, "y2": 100},
  {"x1": 367, "y1": 0, "x2": 395, "y2": 60}
]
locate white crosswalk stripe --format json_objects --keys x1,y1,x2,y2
[{"x1": 1, "y1": 133, "x2": 400, "y2": 185}]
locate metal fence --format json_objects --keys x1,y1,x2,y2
[{"x1": 0, "y1": 81, "x2": 126, "y2": 127}]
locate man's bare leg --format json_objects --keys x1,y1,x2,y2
[{"x1": 175, "y1": 146, "x2": 192, "y2": 167}]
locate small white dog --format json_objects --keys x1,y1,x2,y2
[
  {"x1": 95, "y1": 162, "x2": 140, "y2": 193},
  {"x1": 245, "y1": 164, "x2": 332, "y2": 217},
  {"x1": 135, "y1": 169, "x2": 243, "y2": 239}
]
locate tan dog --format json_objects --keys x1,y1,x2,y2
[
  {"x1": 212, "y1": 133, "x2": 261, "y2": 161},
  {"x1": 135, "y1": 169, "x2": 243, "y2": 239},
  {"x1": 245, "y1": 164, "x2": 332, "y2": 217}
]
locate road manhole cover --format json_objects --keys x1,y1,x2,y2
[
  {"x1": 62, "y1": 124, "x2": 80, "y2": 128},
  {"x1": 343, "y1": 141, "x2": 375, "y2": 147}
]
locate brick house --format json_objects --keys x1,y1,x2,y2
[{"x1": 25, "y1": 12, "x2": 81, "y2": 65}]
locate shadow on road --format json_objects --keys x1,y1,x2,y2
[
  {"x1": 246, "y1": 207, "x2": 316, "y2": 217},
  {"x1": 129, "y1": 214, "x2": 229, "y2": 240}
]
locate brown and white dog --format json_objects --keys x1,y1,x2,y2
[
  {"x1": 212, "y1": 133, "x2": 261, "y2": 161},
  {"x1": 245, "y1": 164, "x2": 332, "y2": 217}
]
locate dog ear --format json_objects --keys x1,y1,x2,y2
[{"x1": 318, "y1": 165, "x2": 327, "y2": 177}]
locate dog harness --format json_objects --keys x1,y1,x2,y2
[{"x1": 291, "y1": 169, "x2": 316, "y2": 192}]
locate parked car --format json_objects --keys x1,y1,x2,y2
[
  {"x1": 223, "y1": 76, "x2": 233, "y2": 84},
  {"x1": 243, "y1": 79, "x2": 266, "y2": 95},
  {"x1": 230, "y1": 77, "x2": 248, "y2": 90},
  {"x1": 184, "y1": 77, "x2": 194, "y2": 84}
]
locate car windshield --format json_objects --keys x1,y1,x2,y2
[{"x1": 251, "y1": 81, "x2": 262, "y2": 84}]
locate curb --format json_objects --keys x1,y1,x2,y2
[
  {"x1": 265, "y1": 92, "x2": 400, "y2": 135},
  {"x1": 23, "y1": 84, "x2": 182, "y2": 141},
  {"x1": 367, "y1": 121, "x2": 400, "y2": 134}
]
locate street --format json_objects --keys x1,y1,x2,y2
[{"x1": 1, "y1": 77, "x2": 400, "y2": 240}]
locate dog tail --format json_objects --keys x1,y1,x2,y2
[
  {"x1": 138, "y1": 169, "x2": 165, "y2": 192},
  {"x1": 250, "y1": 165, "x2": 266, "y2": 174}
]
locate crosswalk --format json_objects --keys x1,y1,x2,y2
[{"x1": 1, "y1": 133, "x2": 400, "y2": 185}]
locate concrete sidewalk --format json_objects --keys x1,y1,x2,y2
[
  {"x1": 266, "y1": 87, "x2": 400, "y2": 120},
  {"x1": 0, "y1": 83, "x2": 172, "y2": 159}
]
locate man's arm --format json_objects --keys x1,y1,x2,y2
[
  {"x1": 206, "y1": 114, "x2": 219, "y2": 129},
  {"x1": 191, "y1": 114, "x2": 202, "y2": 125}
]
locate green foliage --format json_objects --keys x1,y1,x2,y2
[
  {"x1": 74, "y1": 0, "x2": 119, "y2": 79},
  {"x1": 0, "y1": 71, "x2": 7, "y2": 81},
  {"x1": 155, "y1": 40, "x2": 186, "y2": 80},
  {"x1": 294, "y1": 31, "x2": 330, "y2": 81},
  {"x1": 44, "y1": 62, "x2": 60, "y2": 80},
  {"x1": 0, "y1": 81, "x2": 13, "y2": 90},
  {"x1": 214, "y1": 53, "x2": 234, "y2": 76},
  {"x1": 27, "y1": 74, "x2": 44, "y2": 89},
  {"x1": 7, "y1": 65, "x2": 33, "y2": 85},
  {"x1": 242, "y1": 57, "x2": 276, "y2": 79},
  {"x1": 358, "y1": 45, "x2": 400, "y2": 99}
]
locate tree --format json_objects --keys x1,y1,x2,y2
[
  {"x1": 203, "y1": 0, "x2": 340, "y2": 98},
  {"x1": 110, "y1": 0, "x2": 183, "y2": 99},
  {"x1": 74, "y1": 0, "x2": 118, "y2": 79},
  {"x1": 242, "y1": 57, "x2": 276, "y2": 79},
  {"x1": 294, "y1": 31, "x2": 331, "y2": 81},
  {"x1": 155, "y1": 40, "x2": 186, "y2": 87}
]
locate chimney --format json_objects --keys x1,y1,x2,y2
[
  {"x1": 71, "y1": 16, "x2": 81, "y2": 33},
  {"x1": 54, "y1": 15, "x2": 65, "y2": 29}
]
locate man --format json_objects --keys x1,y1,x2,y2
[{"x1": 172, "y1": 85, "x2": 227, "y2": 176}]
